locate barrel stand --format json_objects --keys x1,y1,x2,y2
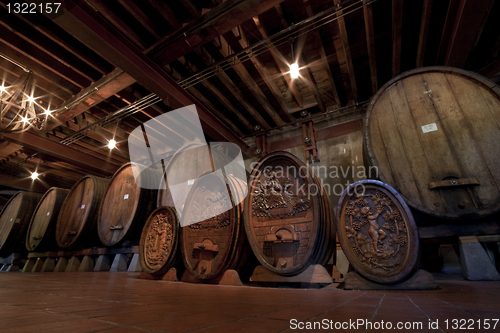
[{"x1": 23, "y1": 246, "x2": 141, "y2": 273}]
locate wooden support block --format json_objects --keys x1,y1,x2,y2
[
  {"x1": 78, "y1": 256, "x2": 94, "y2": 272},
  {"x1": 439, "y1": 244, "x2": 461, "y2": 274},
  {"x1": 250, "y1": 265, "x2": 333, "y2": 284},
  {"x1": 65, "y1": 256, "x2": 81, "y2": 272},
  {"x1": 22, "y1": 258, "x2": 36, "y2": 272},
  {"x1": 343, "y1": 269, "x2": 438, "y2": 290},
  {"x1": 4, "y1": 265, "x2": 19, "y2": 272},
  {"x1": 31, "y1": 258, "x2": 45, "y2": 272},
  {"x1": 162, "y1": 268, "x2": 179, "y2": 281},
  {"x1": 218, "y1": 269, "x2": 243, "y2": 286},
  {"x1": 110, "y1": 254, "x2": 128, "y2": 272},
  {"x1": 53, "y1": 257, "x2": 68, "y2": 272},
  {"x1": 331, "y1": 265, "x2": 342, "y2": 280},
  {"x1": 0, "y1": 265, "x2": 6, "y2": 271},
  {"x1": 181, "y1": 269, "x2": 201, "y2": 283},
  {"x1": 94, "y1": 255, "x2": 111, "y2": 272},
  {"x1": 335, "y1": 247, "x2": 349, "y2": 282},
  {"x1": 0, "y1": 253, "x2": 21, "y2": 265},
  {"x1": 127, "y1": 253, "x2": 141, "y2": 272},
  {"x1": 40, "y1": 258, "x2": 55, "y2": 272},
  {"x1": 459, "y1": 236, "x2": 500, "y2": 281}
]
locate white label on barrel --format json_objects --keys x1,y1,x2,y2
[
  {"x1": 10, "y1": 218, "x2": 13, "y2": 221},
  {"x1": 81, "y1": 204, "x2": 85, "y2": 209},
  {"x1": 422, "y1": 123, "x2": 438, "y2": 133},
  {"x1": 47, "y1": 212, "x2": 50, "y2": 216},
  {"x1": 124, "y1": 194, "x2": 129, "y2": 200},
  {"x1": 188, "y1": 179, "x2": 194, "y2": 185}
]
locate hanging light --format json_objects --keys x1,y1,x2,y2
[
  {"x1": 0, "y1": 53, "x2": 45, "y2": 133},
  {"x1": 108, "y1": 139, "x2": 117, "y2": 150},
  {"x1": 289, "y1": 37, "x2": 300, "y2": 79},
  {"x1": 290, "y1": 63, "x2": 300, "y2": 79},
  {"x1": 30, "y1": 171, "x2": 39, "y2": 180}
]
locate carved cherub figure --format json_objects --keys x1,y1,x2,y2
[{"x1": 361, "y1": 206, "x2": 383, "y2": 254}]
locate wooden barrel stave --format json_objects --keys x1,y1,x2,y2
[
  {"x1": 0, "y1": 191, "x2": 43, "y2": 256},
  {"x1": 26, "y1": 187, "x2": 69, "y2": 252},
  {"x1": 55, "y1": 175, "x2": 110, "y2": 249},
  {"x1": 365, "y1": 67, "x2": 500, "y2": 219},
  {"x1": 98, "y1": 163, "x2": 159, "y2": 247}
]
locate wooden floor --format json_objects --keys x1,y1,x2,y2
[{"x1": 0, "y1": 272, "x2": 498, "y2": 332}]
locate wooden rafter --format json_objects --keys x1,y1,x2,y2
[
  {"x1": 362, "y1": 0, "x2": 378, "y2": 94},
  {"x1": 334, "y1": 0, "x2": 357, "y2": 103},
  {"x1": 85, "y1": 0, "x2": 148, "y2": 50},
  {"x1": 145, "y1": 0, "x2": 182, "y2": 31},
  {"x1": 217, "y1": 35, "x2": 285, "y2": 126},
  {"x1": 117, "y1": 0, "x2": 162, "y2": 40},
  {"x1": 416, "y1": 0, "x2": 433, "y2": 68},
  {"x1": 443, "y1": 0, "x2": 495, "y2": 68},
  {"x1": 392, "y1": 0, "x2": 403, "y2": 77},
  {"x1": 151, "y1": 0, "x2": 286, "y2": 66},
  {"x1": 226, "y1": 28, "x2": 293, "y2": 121},
  {"x1": 51, "y1": 1, "x2": 251, "y2": 156},
  {"x1": 252, "y1": 16, "x2": 304, "y2": 108},
  {"x1": 181, "y1": 0, "x2": 201, "y2": 18}
]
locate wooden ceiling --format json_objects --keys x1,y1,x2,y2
[{"x1": 0, "y1": 0, "x2": 499, "y2": 195}]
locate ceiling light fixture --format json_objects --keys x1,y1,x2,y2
[
  {"x1": 30, "y1": 171, "x2": 39, "y2": 180},
  {"x1": 290, "y1": 62, "x2": 300, "y2": 79},
  {"x1": 108, "y1": 139, "x2": 116, "y2": 150}
]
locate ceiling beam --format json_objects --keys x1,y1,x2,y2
[
  {"x1": 150, "y1": 0, "x2": 286, "y2": 65},
  {"x1": 146, "y1": 0, "x2": 182, "y2": 30},
  {"x1": 50, "y1": 0, "x2": 251, "y2": 156},
  {"x1": 416, "y1": 0, "x2": 433, "y2": 68},
  {"x1": 0, "y1": 131, "x2": 119, "y2": 176},
  {"x1": 362, "y1": 0, "x2": 378, "y2": 94},
  {"x1": 117, "y1": 0, "x2": 162, "y2": 40},
  {"x1": 334, "y1": 0, "x2": 357, "y2": 103},
  {"x1": 252, "y1": 16, "x2": 304, "y2": 108},
  {"x1": 304, "y1": 0, "x2": 341, "y2": 107},
  {"x1": 228, "y1": 28, "x2": 293, "y2": 121},
  {"x1": 392, "y1": 0, "x2": 403, "y2": 77},
  {"x1": 217, "y1": 35, "x2": 285, "y2": 126},
  {"x1": 0, "y1": 174, "x2": 50, "y2": 193},
  {"x1": 443, "y1": 0, "x2": 495, "y2": 68},
  {"x1": 44, "y1": 69, "x2": 136, "y2": 132}
]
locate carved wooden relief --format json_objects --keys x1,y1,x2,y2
[
  {"x1": 139, "y1": 207, "x2": 179, "y2": 276},
  {"x1": 337, "y1": 180, "x2": 419, "y2": 284}
]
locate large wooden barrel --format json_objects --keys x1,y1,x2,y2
[
  {"x1": 139, "y1": 206, "x2": 180, "y2": 276},
  {"x1": 0, "y1": 191, "x2": 43, "y2": 256},
  {"x1": 97, "y1": 163, "x2": 158, "y2": 247},
  {"x1": 365, "y1": 67, "x2": 500, "y2": 219},
  {"x1": 179, "y1": 172, "x2": 248, "y2": 280},
  {"x1": 55, "y1": 175, "x2": 110, "y2": 249},
  {"x1": 26, "y1": 187, "x2": 69, "y2": 252},
  {"x1": 244, "y1": 151, "x2": 335, "y2": 276},
  {"x1": 336, "y1": 180, "x2": 420, "y2": 284}
]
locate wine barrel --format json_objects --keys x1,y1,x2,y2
[
  {"x1": 244, "y1": 151, "x2": 335, "y2": 276},
  {"x1": 55, "y1": 175, "x2": 110, "y2": 249},
  {"x1": 98, "y1": 163, "x2": 158, "y2": 247},
  {"x1": 365, "y1": 66, "x2": 500, "y2": 219},
  {"x1": 0, "y1": 191, "x2": 43, "y2": 256},
  {"x1": 336, "y1": 180, "x2": 420, "y2": 284},
  {"x1": 139, "y1": 206, "x2": 179, "y2": 276},
  {"x1": 180, "y1": 172, "x2": 248, "y2": 280},
  {"x1": 26, "y1": 187, "x2": 69, "y2": 252}
]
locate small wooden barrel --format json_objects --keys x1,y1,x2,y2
[
  {"x1": 0, "y1": 191, "x2": 43, "y2": 256},
  {"x1": 139, "y1": 206, "x2": 179, "y2": 276},
  {"x1": 26, "y1": 187, "x2": 69, "y2": 252},
  {"x1": 55, "y1": 175, "x2": 110, "y2": 249},
  {"x1": 336, "y1": 180, "x2": 420, "y2": 284},
  {"x1": 244, "y1": 151, "x2": 335, "y2": 276},
  {"x1": 365, "y1": 67, "x2": 500, "y2": 219},
  {"x1": 98, "y1": 163, "x2": 158, "y2": 247},
  {"x1": 180, "y1": 172, "x2": 247, "y2": 280}
]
